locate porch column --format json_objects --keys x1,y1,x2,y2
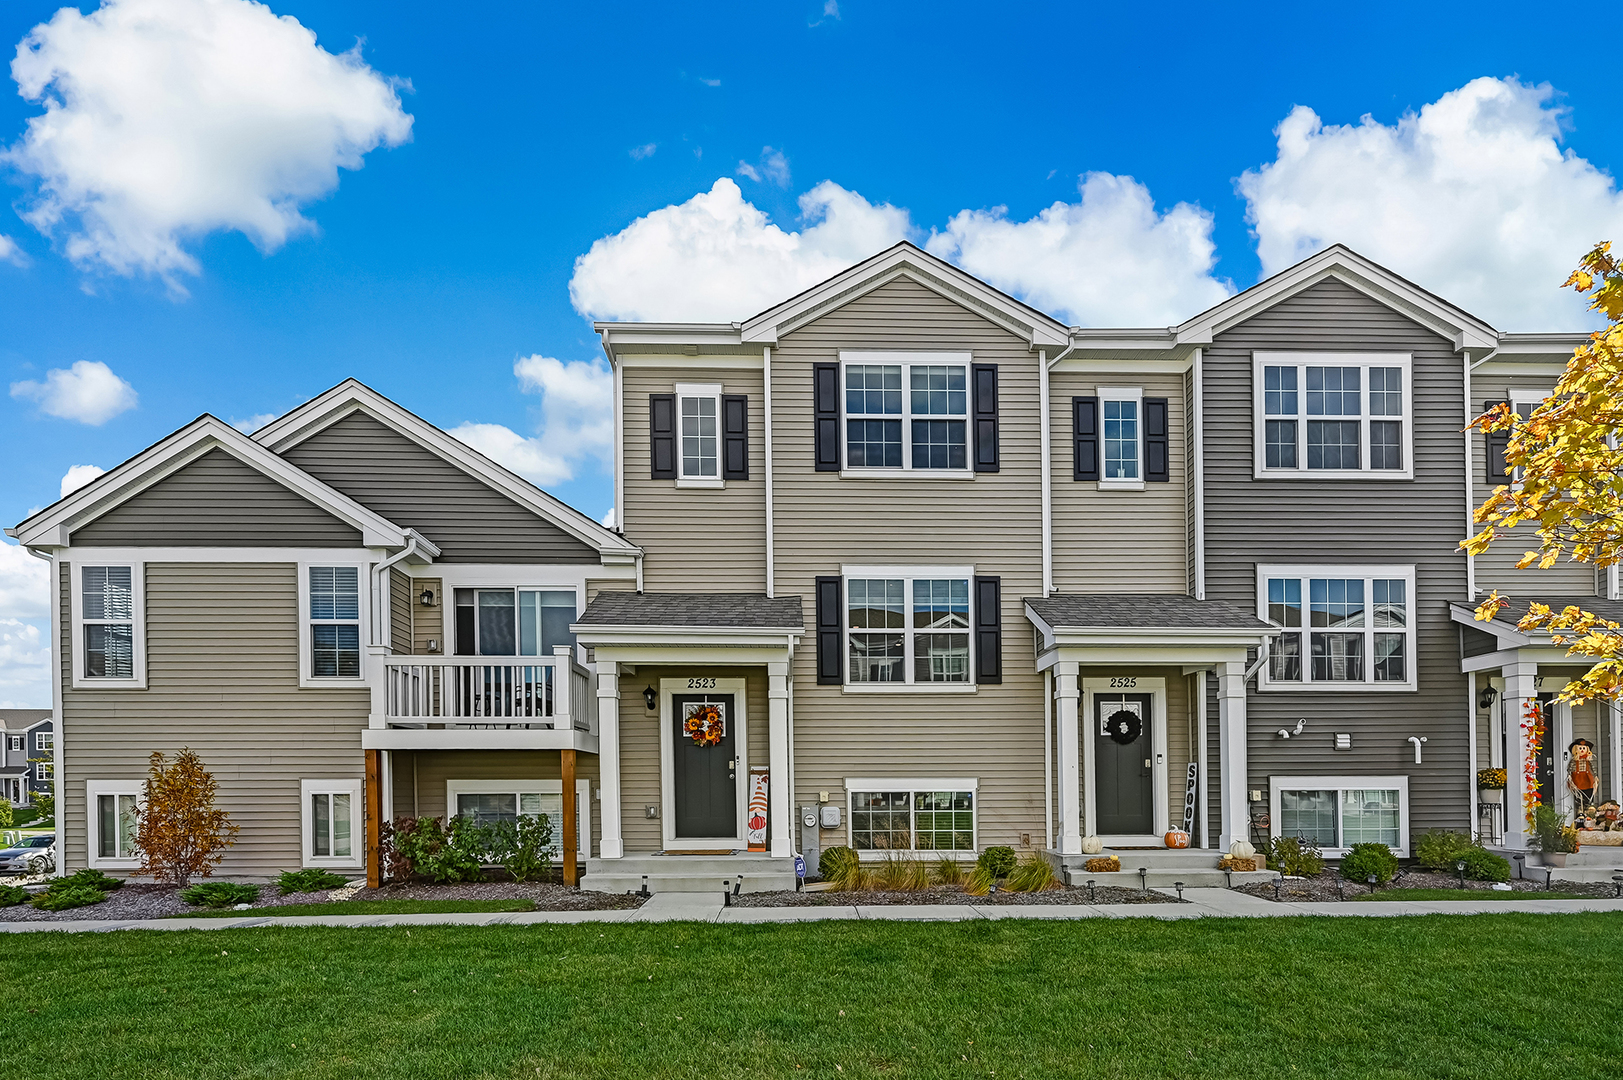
[
  {"x1": 1502, "y1": 660, "x2": 1538, "y2": 849},
  {"x1": 364, "y1": 748, "x2": 382, "y2": 889},
  {"x1": 768, "y1": 661, "x2": 792, "y2": 858},
  {"x1": 597, "y1": 661, "x2": 624, "y2": 859},
  {"x1": 1216, "y1": 660, "x2": 1248, "y2": 850},
  {"x1": 561, "y1": 748, "x2": 578, "y2": 886},
  {"x1": 1054, "y1": 660, "x2": 1082, "y2": 854},
  {"x1": 1610, "y1": 699, "x2": 1622, "y2": 803}
]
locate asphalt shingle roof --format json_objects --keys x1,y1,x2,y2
[
  {"x1": 1024, "y1": 593, "x2": 1273, "y2": 631},
  {"x1": 1477, "y1": 595, "x2": 1623, "y2": 625},
  {"x1": 576, "y1": 592, "x2": 804, "y2": 630}
]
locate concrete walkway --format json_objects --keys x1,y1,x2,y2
[{"x1": 2, "y1": 887, "x2": 1621, "y2": 932}]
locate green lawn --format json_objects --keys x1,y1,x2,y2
[
  {"x1": 4, "y1": 915, "x2": 1620, "y2": 1078},
  {"x1": 168, "y1": 898, "x2": 539, "y2": 919},
  {"x1": 1356, "y1": 887, "x2": 1597, "y2": 901}
]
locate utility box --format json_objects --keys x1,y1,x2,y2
[
  {"x1": 819, "y1": 804, "x2": 842, "y2": 829},
  {"x1": 799, "y1": 805, "x2": 820, "y2": 870}
]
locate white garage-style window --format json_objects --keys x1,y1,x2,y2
[
  {"x1": 70, "y1": 563, "x2": 146, "y2": 689},
  {"x1": 301, "y1": 779, "x2": 363, "y2": 868},
  {"x1": 1269, "y1": 776, "x2": 1409, "y2": 855},
  {"x1": 87, "y1": 780, "x2": 142, "y2": 869},
  {"x1": 845, "y1": 778, "x2": 979, "y2": 853},
  {"x1": 1258, "y1": 565, "x2": 1416, "y2": 691},
  {"x1": 298, "y1": 563, "x2": 368, "y2": 687},
  {"x1": 445, "y1": 778, "x2": 592, "y2": 858},
  {"x1": 1253, "y1": 353, "x2": 1413, "y2": 479}
]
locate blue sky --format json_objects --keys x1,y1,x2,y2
[{"x1": 0, "y1": 0, "x2": 1616, "y2": 704}]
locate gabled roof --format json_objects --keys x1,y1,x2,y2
[
  {"x1": 8, "y1": 415, "x2": 410, "y2": 550},
  {"x1": 0, "y1": 710, "x2": 52, "y2": 731},
  {"x1": 1173, "y1": 244, "x2": 1500, "y2": 352},
  {"x1": 253, "y1": 380, "x2": 639, "y2": 558}
]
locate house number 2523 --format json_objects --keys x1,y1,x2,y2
[
  {"x1": 687, "y1": 678, "x2": 717, "y2": 689},
  {"x1": 1109, "y1": 677, "x2": 1138, "y2": 688}
]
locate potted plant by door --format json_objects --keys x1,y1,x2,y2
[
  {"x1": 1477, "y1": 768, "x2": 1507, "y2": 804},
  {"x1": 1532, "y1": 804, "x2": 1580, "y2": 866}
]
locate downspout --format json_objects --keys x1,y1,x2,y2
[
  {"x1": 370, "y1": 536, "x2": 421, "y2": 649},
  {"x1": 1191, "y1": 347, "x2": 1206, "y2": 600},
  {"x1": 30, "y1": 547, "x2": 64, "y2": 878},
  {"x1": 1463, "y1": 349, "x2": 1476, "y2": 597},
  {"x1": 1038, "y1": 349, "x2": 1053, "y2": 596},
  {"x1": 764, "y1": 345, "x2": 775, "y2": 598},
  {"x1": 604, "y1": 328, "x2": 624, "y2": 535},
  {"x1": 1043, "y1": 667, "x2": 1053, "y2": 850}
]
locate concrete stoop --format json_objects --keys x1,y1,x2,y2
[
  {"x1": 582, "y1": 852, "x2": 797, "y2": 895},
  {"x1": 1519, "y1": 849, "x2": 1623, "y2": 884},
  {"x1": 1047, "y1": 847, "x2": 1277, "y2": 890}
]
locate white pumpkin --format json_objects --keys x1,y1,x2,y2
[
  {"x1": 1080, "y1": 835, "x2": 1104, "y2": 855},
  {"x1": 1229, "y1": 840, "x2": 1256, "y2": 858}
]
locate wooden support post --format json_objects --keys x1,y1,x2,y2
[
  {"x1": 364, "y1": 749, "x2": 382, "y2": 889},
  {"x1": 561, "y1": 748, "x2": 578, "y2": 887}
]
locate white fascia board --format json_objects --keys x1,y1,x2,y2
[
  {"x1": 361, "y1": 728, "x2": 599, "y2": 753},
  {"x1": 572, "y1": 624, "x2": 802, "y2": 648},
  {"x1": 1056, "y1": 329, "x2": 1191, "y2": 364},
  {"x1": 254, "y1": 380, "x2": 639, "y2": 558},
  {"x1": 1490, "y1": 332, "x2": 1589, "y2": 359},
  {"x1": 1448, "y1": 602, "x2": 1536, "y2": 648},
  {"x1": 595, "y1": 324, "x2": 746, "y2": 352},
  {"x1": 13, "y1": 416, "x2": 408, "y2": 550}
]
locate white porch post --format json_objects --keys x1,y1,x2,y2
[
  {"x1": 1611, "y1": 699, "x2": 1622, "y2": 803},
  {"x1": 596, "y1": 661, "x2": 624, "y2": 859},
  {"x1": 1055, "y1": 660, "x2": 1082, "y2": 854},
  {"x1": 1216, "y1": 660, "x2": 1248, "y2": 850},
  {"x1": 1502, "y1": 660, "x2": 1537, "y2": 850},
  {"x1": 768, "y1": 661, "x2": 792, "y2": 858}
]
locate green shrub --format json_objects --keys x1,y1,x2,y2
[
  {"x1": 57, "y1": 868, "x2": 123, "y2": 892},
  {"x1": 180, "y1": 881, "x2": 261, "y2": 908},
  {"x1": 0, "y1": 884, "x2": 28, "y2": 907},
  {"x1": 819, "y1": 846, "x2": 858, "y2": 881},
  {"x1": 1460, "y1": 846, "x2": 1511, "y2": 883},
  {"x1": 977, "y1": 846, "x2": 1017, "y2": 878},
  {"x1": 30, "y1": 885, "x2": 107, "y2": 911},
  {"x1": 1533, "y1": 804, "x2": 1579, "y2": 853},
  {"x1": 1266, "y1": 835, "x2": 1325, "y2": 877},
  {"x1": 277, "y1": 868, "x2": 351, "y2": 895},
  {"x1": 488, "y1": 814, "x2": 554, "y2": 883},
  {"x1": 1413, "y1": 830, "x2": 1475, "y2": 871},
  {"x1": 1005, "y1": 852, "x2": 1060, "y2": 892},
  {"x1": 931, "y1": 855, "x2": 966, "y2": 885},
  {"x1": 1339, "y1": 842, "x2": 1400, "y2": 885},
  {"x1": 386, "y1": 816, "x2": 484, "y2": 883}
]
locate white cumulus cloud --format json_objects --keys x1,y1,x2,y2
[
  {"x1": 4, "y1": 0, "x2": 413, "y2": 291},
  {"x1": 927, "y1": 172, "x2": 1234, "y2": 326},
  {"x1": 0, "y1": 234, "x2": 25, "y2": 266},
  {"x1": 569, "y1": 177, "x2": 913, "y2": 322},
  {"x1": 0, "y1": 541, "x2": 49, "y2": 622},
  {"x1": 1239, "y1": 76, "x2": 1623, "y2": 330},
  {"x1": 0, "y1": 618, "x2": 49, "y2": 708},
  {"x1": 59, "y1": 463, "x2": 105, "y2": 497},
  {"x1": 10, "y1": 360, "x2": 137, "y2": 424},
  {"x1": 230, "y1": 412, "x2": 279, "y2": 434},
  {"x1": 449, "y1": 355, "x2": 615, "y2": 489}
]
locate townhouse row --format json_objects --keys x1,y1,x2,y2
[{"x1": 10, "y1": 242, "x2": 1617, "y2": 888}]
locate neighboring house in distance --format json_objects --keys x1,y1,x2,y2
[{"x1": 0, "y1": 710, "x2": 53, "y2": 808}]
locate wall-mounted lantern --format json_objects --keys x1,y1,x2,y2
[
  {"x1": 643, "y1": 686, "x2": 658, "y2": 711},
  {"x1": 420, "y1": 588, "x2": 435, "y2": 607}
]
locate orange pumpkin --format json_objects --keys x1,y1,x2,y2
[{"x1": 1165, "y1": 830, "x2": 1190, "y2": 849}]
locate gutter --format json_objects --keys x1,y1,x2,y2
[{"x1": 370, "y1": 534, "x2": 423, "y2": 649}]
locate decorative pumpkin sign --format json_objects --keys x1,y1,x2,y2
[
  {"x1": 682, "y1": 701, "x2": 726, "y2": 747},
  {"x1": 1164, "y1": 829, "x2": 1190, "y2": 849}
]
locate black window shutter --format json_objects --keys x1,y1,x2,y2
[
  {"x1": 649, "y1": 394, "x2": 676, "y2": 479},
  {"x1": 1072, "y1": 397, "x2": 1099, "y2": 481},
  {"x1": 974, "y1": 576, "x2": 1001, "y2": 684},
  {"x1": 1485, "y1": 399, "x2": 1511, "y2": 482},
  {"x1": 815, "y1": 575, "x2": 843, "y2": 684},
  {"x1": 972, "y1": 363, "x2": 999, "y2": 472},
  {"x1": 1145, "y1": 397, "x2": 1170, "y2": 482},
  {"x1": 722, "y1": 394, "x2": 749, "y2": 480},
  {"x1": 813, "y1": 363, "x2": 841, "y2": 472}
]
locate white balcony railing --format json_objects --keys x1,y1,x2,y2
[{"x1": 382, "y1": 647, "x2": 593, "y2": 732}]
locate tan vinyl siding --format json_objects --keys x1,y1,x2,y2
[
  {"x1": 389, "y1": 568, "x2": 413, "y2": 654},
  {"x1": 413, "y1": 577, "x2": 443, "y2": 655},
  {"x1": 70, "y1": 448, "x2": 361, "y2": 547},
  {"x1": 59, "y1": 561, "x2": 370, "y2": 877},
  {"x1": 1049, "y1": 370, "x2": 1189, "y2": 593},
  {"x1": 390, "y1": 750, "x2": 601, "y2": 849},
  {"x1": 621, "y1": 366, "x2": 767, "y2": 591},
  {"x1": 282, "y1": 411, "x2": 598, "y2": 563},
  {"x1": 768, "y1": 276, "x2": 1047, "y2": 850}
]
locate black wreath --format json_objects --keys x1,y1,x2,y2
[{"x1": 1106, "y1": 709, "x2": 1142, "y2": 745}]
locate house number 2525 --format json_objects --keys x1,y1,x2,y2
[
  {"x1": 687, "y1": 678, "x2": 717, "y2": 689},
  {"x1": 1109, "y1": 677, "x2": 1138, "y2": 688}
]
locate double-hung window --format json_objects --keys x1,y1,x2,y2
[
  {"x1": 675, "y1": 383, "x2": 722, "y2": 486},
  {"x1": 1260, "y1": 565, "x2": 1416, "y2": 690},
  {"x1": 87, "y1": 781, "x2": 141, "y2": 866},
  {"x1": 845, "y1": 568, "x2": 973, "y2": 689},
  {"x1": 75, "y1": 564, "x2": 144, "y2": 687},
  {"x1": 1271, "y1": 777, "x2": 1408, "y2": 854},
  {"x1": 35, "y1": 733, "x2": 52, "y2": 753},
  {"x1": 1097, "y1": 387, "x2": 1145, "y2": 489},
  {"x1": 301, "y1": 779, "x2": 362, "y2": 867},
  {"x1": 1254, "y1": 353, "x2": 1412, "y2": 478},
  {"x1": 842, "y1": 352, "x2": 970, "y2": 475},
  {"x1": 846, "y1": 779, "x2": 978, "y2": 852},
  {"x1": 308, "y1": 566, "x2": 362, "y2": 679}
]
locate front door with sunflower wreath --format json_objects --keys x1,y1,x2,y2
[{"x1": 672, "y1": 694, "x2": 737, "y2": 838}]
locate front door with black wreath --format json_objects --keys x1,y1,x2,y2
[
  {"x1": 1095, "y1": 693, "x2": 1154, "y2": 835},
  {"x1": 672, "y1": 694, "x2": 737, "y2": 839}
]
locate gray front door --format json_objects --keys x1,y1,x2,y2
[
  {"x1": 672, "y1": 694, "x2": 737, "y2": 839},
  {"x1": 1096, "y1": 693, "x2": 1153, "y2": 834}
]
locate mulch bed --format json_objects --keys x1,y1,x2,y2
[
  {"x1": 734, "y1": 883, "x2": 1181, "y2": 906},
  {"x1": 1235, "y1": 867, "x2": 1618, "y2": 902}
]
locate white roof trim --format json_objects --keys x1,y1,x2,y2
[
  {"x1": 253, "y1": 380, "x2": 639, "y2": 556},
  {"x1": 11, "y1": 416, "x2": 409, "y2": 550}
]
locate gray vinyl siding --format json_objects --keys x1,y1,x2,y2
[
  {"x1": 389, "y1": 568, "x2": 413, "y2": 654},
  {"x1": 1201, "y1": 277, "x2": 1471, "y2": 837},
  {"x1": 58, "y1": 561, "x2": 370, "y2": 877},
  {"x1": 282, "y1": 411, "x2": 598, "y2": 563},
  {"x1": 389, "y1": 750, "x2": 601, "y2": 850},
  {"x1": 622, "y1": 366, "x2": 767, "y2": 591},
  {"x1": 1049, "y1": 370, "x2": 1189, "y2": 593},
  {"x1": 71, "y1": 448, "x2": 361, "y2": 547},
  {"x1": 769, "y1": 276, "x2": 1047, "y2": 850}
]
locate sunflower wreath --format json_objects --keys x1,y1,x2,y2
[{"x1": 683, "y1": 703, "x2": 725, "y2": 747}]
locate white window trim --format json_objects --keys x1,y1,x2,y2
[
  {"x1": 35, "y1": 762, "x2": 51, "y2": 781},
  {"x1": 86, "y1": 779, "x2": 143, "y2": 869},
  {"x1": 841, "y1": 564, "x2": 977, "y2": 693},
  {"x1": 300, "y1": 778, "x2": 364, "y2": 869},
  {"x1": 1256, "y1": 563, "x2": 1418, "y2": 692},
  {"x1": 843, "y1": 776, "x2": 980, "y2": 856},
  {"x1": 674, "y1": 382, "x2": 725, "y2": 488},
  {"x1": 297, "y1": 560, "x2": 370, "y2": 689},
  {"x1": 7, "y1": 737, "x2": 19, "y2": 752},
  {"x1": 1096, "y1": 386, "x2": 1146, "y2": 491},
  {"x1": 36, "y1": 733, "x2": 53, "y2": 752},
  {"x1": 444, "y1": 779, "x2": 593, "y2": 859},
  {"x1": 1269, "y1": 774, "x2": 1410, "y2": 857},
  {"x1": 839, "y1": 350, "x2": 975, "y2": 479},
  {"x1": 1252, "y1": 352, "x2": 1414, "y2": 480},
  {"x1": 1507, "y1": 389, "x2": 1551, "y2": 486},
  {"x1": 69, "y1": 561, "x2": 146, "y2": 690}
]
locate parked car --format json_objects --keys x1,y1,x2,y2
[{"x1": 0, "y1": 834, "x2": 55, "y2": 875}]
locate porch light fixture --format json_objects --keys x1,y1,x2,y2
[
  {"x1": 420, "y1": 588, "x2": 435, "y2": 607},
  {"x1": 1478, "y1": 685, "x2": 1498, "y2": 711},
  {"x1": 643, "y1": 686, "x2": 658, "y2": 711},
  {"x1": 1513, "y1": 853, "x2": 1525, "y2": 879}
]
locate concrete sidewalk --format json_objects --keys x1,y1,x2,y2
[{"x1": 2, "y1": 888, "x2": 1620, "y2": 932}]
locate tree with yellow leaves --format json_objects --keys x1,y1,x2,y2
[
  {"x1": 132, "y1": 748, "x2": 239, "y2": 886},
  {"x1": 1464, "y1": 241, "x2": 1623, "y2": 704}
]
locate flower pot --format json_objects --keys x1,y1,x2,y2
[
  {"x1": 1478, "y1": 788, "x2": 1504, "y2": 804},
  {"x1": 1542, "y1": 852, "x2": 1569, "y2": 867}
]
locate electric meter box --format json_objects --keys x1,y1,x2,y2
[{"x1": 819, "y1": 804, "x2": 842, "y2": 829}]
